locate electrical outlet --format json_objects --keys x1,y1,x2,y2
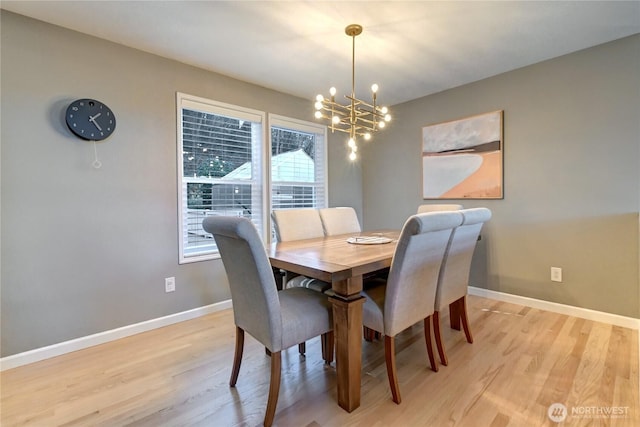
[
  {"x1": 165, "y1": 277, "x2": 176, "y2": 292},
  {"x1": 550, "y1": 267, "x2": 562, "y2": 283}
]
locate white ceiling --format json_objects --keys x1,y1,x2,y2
[{"x1": 3, "y1": 1, "x2": 639, "y2": 106}]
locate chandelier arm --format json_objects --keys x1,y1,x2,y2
[
  {"x1": 351, "y1": 108, "x2": 382, "y2": 118},
  {"x1": 343, "y1": 95, "x2": 364, "y2": 107},
  {"x1": 320, "y1": 102, "x2": 352, "y2": 114},
  {"x1": 353, "y1": 118, "x2": 380, "y2": 128},
  {"x1": 345, "y1": 99, "x2": 385, "y2": 113},
  {"x1": 325, "y1": 127, "x2": 352, "y2": 134},
  {"x1": 322, "y1": 103, "x2": 384, "y2": 121}
]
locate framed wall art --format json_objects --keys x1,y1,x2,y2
[{"x1": 422, "y1": 110, "x2": 503, "y2": 199}]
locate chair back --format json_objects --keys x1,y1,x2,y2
[
  {"x1": 202, "y1": 216, "x2": 283, "y2": 350},
  {"x1": 417, "y1": 204, "x2": 463, "y2": 213},
  {"x1": 384, "y1": 211, "x2": 463, "y2": 336},
  {"x1": 319, "y1": 207, "x2": 361, "y2": 235},
  {"x1": 271, "y1": 208, "x2": 325, "y2": 242},
  {"x1": 435, "y1": 208, "x2": 492, "y2": 311}
]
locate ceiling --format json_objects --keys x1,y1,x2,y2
[{"x1": 2, "y1": 1, "x2": 639, "y2": 106}]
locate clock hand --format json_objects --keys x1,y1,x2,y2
[{"x1": 88, "y1": 114, "x2": 103, "y2": 131}]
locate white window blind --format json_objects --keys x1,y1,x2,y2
[
  {"x1": 269, "y1": 115, "x2": 327, "y2": 237},
  {"x1": 177, "y1": 93, "x2": 265, "y2": 263}
]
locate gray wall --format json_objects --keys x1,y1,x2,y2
[
  {"x1": 0, "y1": 11, "x2": 360, "y2": 357},
  {"x1": 362, "y1": 35, "x2": 640, "y2": 318},
  {"x1": 2, "y1": 11, "x2": 637, "y2": 358}
]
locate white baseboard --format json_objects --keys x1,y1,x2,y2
[
  {"x1": 3, "y1": 289, "x2": 639, "y2": 372},
  {"x1": 469, "y1": 286, "x2": 640, "y2": 330},
  {"x1": 0, "y1": 300, "x2": 232, "y2": 372}
]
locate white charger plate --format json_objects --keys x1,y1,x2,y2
[{"x1": 347, "y1": 236, "x2": 393, "y2": 245}]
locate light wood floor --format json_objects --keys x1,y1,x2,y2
[{"x1": 2, "y1": 295, "x2": 638, "y2": 426}]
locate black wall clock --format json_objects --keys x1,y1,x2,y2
[{"x1": 65, "y1": 99, "x2": 116, "y2": 141}]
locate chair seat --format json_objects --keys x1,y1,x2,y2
[
  {"x1": 286, "y1": 275, "x2": 331, "y2": 293},
  {"x1": 279, "y1": 287, "x2": 333, "y2": 350}
]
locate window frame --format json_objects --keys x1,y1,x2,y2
[
  {"x1": 268, "y1": 114, "x2": 328, "y2": 243},
  {"x1": 176, "y1": 92, "x2": 267, "y2": 264},
  {"x1": 176, "y1": 94, "x2": 328, "y2": 263}
]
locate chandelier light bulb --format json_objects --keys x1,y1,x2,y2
[
  {"x1": 314, "y1": 111, "x2": 322, "y2": 119},
  {"x1": 371, "y1": 84, "x2": 379, "y2": 93},
  {"x1": 329, "y1": 87, "x2": 337, "y2": 96},
  {"x1": 349, "y1": 151, "x2": 357, "y2": 161},
  {"x1": 348, "y1": 138, "x2": 356, "y2": 148},
  {"x1": 385, "y1": 114, "x2": 392, "y2": 122},
  {"x1": 379, "y1": 121, "x2": 386, "y2": 128},
  {"x1": 316, "y1": 94, "x2": 324, "y2": 102},
  {"x1": 314, "y1": 101, "x2": 323, "y2": 110},
  {"x1": 381, "y1": 106, "x2": 388, "y2": 114},
  {"x1": 332, "y1": 115, "x2": 341, "y2": 125},
  {"x1": 364, "y1": 133, "x2": 371, "y2": 140}
]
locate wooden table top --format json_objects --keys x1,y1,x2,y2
[{"x1": 268, "y1": 230, "x2": 399, "y2": 284}]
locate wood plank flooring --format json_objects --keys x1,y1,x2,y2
[{"x1": 1, "y1": 295, "x2": 638, "y2": 426}]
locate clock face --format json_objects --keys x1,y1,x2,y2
[{"x1": 65, "y1": 99, "x2": 116, "y2": 141}]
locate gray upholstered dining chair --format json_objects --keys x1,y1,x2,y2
[
  {"x1": 270, "y1": 208, "x2": 330, "y2": 293},
  {"x1": 272, "y1": 208, "x2": 326, "y2": 241},
  {"x1": 361, "y1": 211, "x2": 464, "y2": 404},
  {"x1": 417, "y1": 203, "x2": 463, "y2": 213},
  {"x1": 433, "y1": 207, "x2": 491, "y2": 367},
  {"x1": 202, "y1": 216, "x2": 334, "y2": 427},
  {"x1": 319, "y1": 207, "x2": 361, "y2": 235},
  {"x1": 271, "y1": 208, "x2": 331, "y2": 355}
]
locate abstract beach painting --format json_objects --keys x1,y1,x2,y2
[{"x1": 422, "y1": 110, "x2": 503, "y2": 199}]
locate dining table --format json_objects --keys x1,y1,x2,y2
[{"x1": 268, "y1": 229, "x2": 400, "y2": 412}]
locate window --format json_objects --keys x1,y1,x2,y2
[
  {"x1": 176, "y1": 95, "x2": 327, "y2": 263},
  {"x1": 269, "y1": 115, "x2": 327, "y2": 213},
  {"x1": 177, "y1": 93, "x2": 265, "y2": 263}
]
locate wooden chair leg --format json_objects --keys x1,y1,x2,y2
[
  {"x1": 321, "y1": 331, "x2": 334, "y2": 364},
  {"x1": 230, "y1": 326, "x2": 244, "y2": 386},
  {"x1": 449, "y1": 298, "x2": 462, "y2": 330},
  {"x1": 298, "y1": 342, "x2": 306, "y2": 355},
  {"x1": 264, "y1": 351, "x2": 281, "y2": 427},
  {"x1": 363, "y1": 327, "x2": 382, "y2": 342},
  {"x1": 433, "y1": 311, "x2": 448, "y2": 366},
  {"x1": 384, "y1": 335, "x2": 401, "y2": 404},
  {"x1": 423, "y1": 316, "x2": 438, "y2": 372},
  {"x1": 362, "y1": 326, "x2": 373, "y2": 341},
  {"x1": 321, "y1": 335, "x2": 327, "y2": 359},
  {"x1": 459, "y1": 296, "x2": 474, "y2": 344}
]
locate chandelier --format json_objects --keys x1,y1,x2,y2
[{"x1": 314, "y1": 24, "x2": 391, "y2": 161}]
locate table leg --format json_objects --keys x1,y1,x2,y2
[{"x1": 329, "y1": 282, "x2": 365, "y2": 412}]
